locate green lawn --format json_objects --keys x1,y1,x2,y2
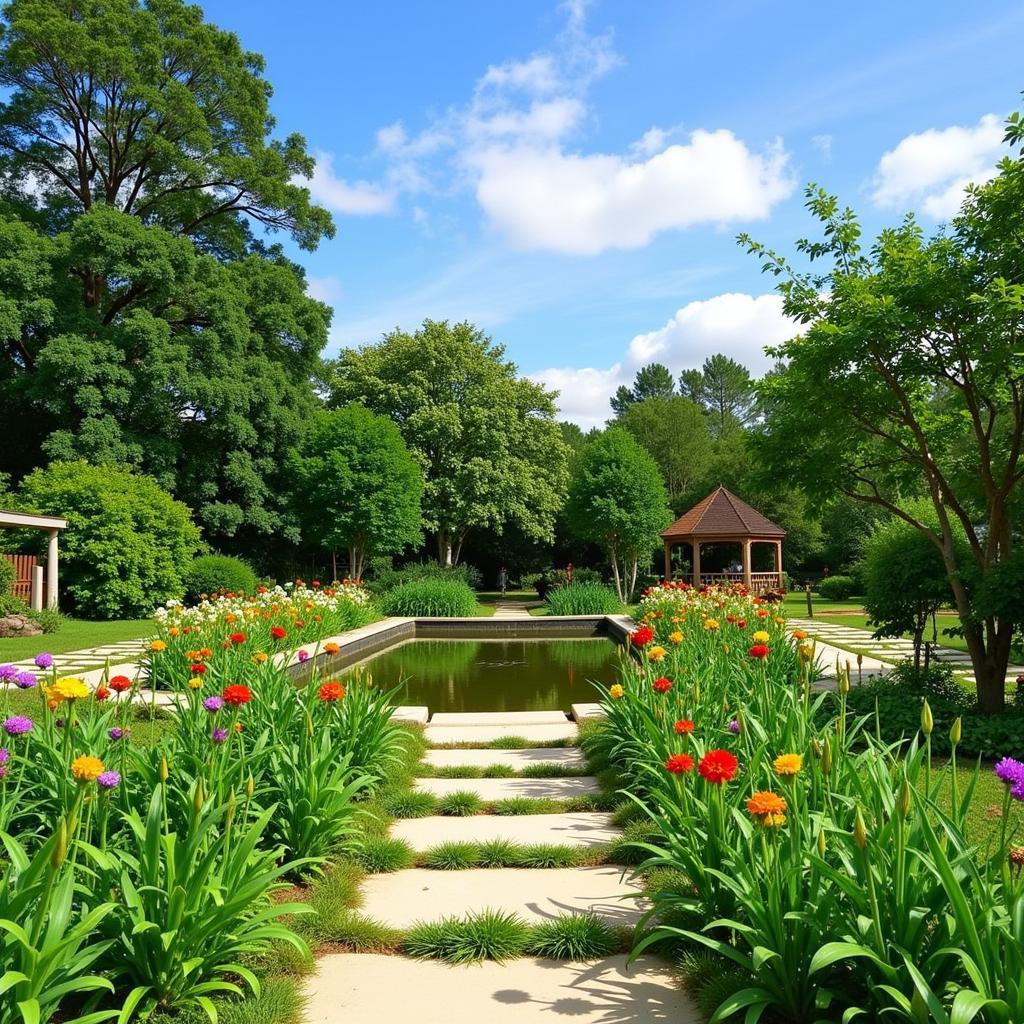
[
  {"x1": 782, "y1": 592, "x2": 867, "y2": 615},
  {"x1": 814, "y1": 611, "x2": 969, "y2": 653},
  {"x1": 0, "y1": 617, "x2": 153, "y2": 662}
]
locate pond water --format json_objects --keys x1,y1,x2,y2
[{"x1": 345, "y1": 637, "x2": 624, "y2": 712}]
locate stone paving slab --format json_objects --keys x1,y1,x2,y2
[
  {"x1": 413, "y1": 776, "x2": 602, "y2": 801},
  {"x1": 303, "y1": 953, "x2": 699, "y2": 1023},
  {"x1": 422, "y1": 747, "x2": 588, "y2": 770},
  {"x1": 391, "y1": 812, "x2": 618, "y2": 850},
  {"x1": 359, "y1": 866, "x2": 643, "y2": 928},
  {"x1": 429, "y1": 711, "x2": 572, "y2": 726},
  {"x1": 571, "y1": 702, "x2": 606, "y2": 722},
  {"x1": 425, "y1": 723, "x2": 579, "y2": 745}
]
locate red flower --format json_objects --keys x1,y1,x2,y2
[
  {"x1": 665, "y1": 753, "x2": 695, "y2": 774},
  {"x1": 652, "y1": 676, "x2": 673, "y2": 694},
  {"x1": 698, "y1": 749, "x2": 739, "y2": 784},
  {"x1": 294, "y1": 619, "x2": 305, "y2": 629},
  {"x1": 630, "y1": 625, "x2": 654, "y2": 647},
  {"x1": 190, "y1": 663, "x2": 207, "y2": 675},
  {"x1": 109, "y1": 675, "x2": 132, "y2": 693},
  {"x1": 270, "y1": 626, "x2": 287, "y2": 640},
  {"x1": 95, "y1": 686, "x2": 110, "y2": 701},
  {"x1": 222, "y1": 684, "x2": 252, "y2": 706},
  {"x1": 319, "y1": 680, "x2": 346, "y2": 702},
  {"x1": 312, "y1": 580, "x2": 321, "y2": 588},
  {"x1": 674, "y1": 719, "x2": 694, "y2": 734},
  {"x1": 748, "y1": 644, "x2": 770, "y2": 659},
  {"x1": 230, "y1": 632, "x2": 246, "y2": 645},
  {"x1": 736, "y1": 619, "x2": 747, "y2": 629}
]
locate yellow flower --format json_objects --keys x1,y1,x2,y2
[
  {"x1": 168, "y1": 626, "x2": 180, "y2": 637},
  {"x1": 71, "y1": 755, "x2": 105, "y2": 782},
  {"x1": 752, "y1": 630, "x2": 770, "y2": 644},
  {"x1": 609, "y1": 684, "x2": 625, "y2": 700},
  {"x1": 668, "y1": 630, "x2": 684, "y2": 645},
  {"x1": 703, "y1": 618, "x2": 720, "y2": 631},
  {"x1": 50, "y1": 677, "x2": 90, "y2": 702},
  {"x1": 252, "y1": 651, "x2": 269, "y2": 664},
  {"x1": 762, "y1": 812, "x2": 787, "y2": 828},
  {"x1": 647, "y1": 646, "x2": 667, "y2": 663},
  {"x1": 149, "y1": 640, "x2": 167, "y2": 652},
  {"x1": 774, "y1": 753, "x2": 804, "y2": 776},
  {"x1": 799, "y1": 643, "x2": 815, "y2": 661},
  {"x1": 188, "y1": 677, "x2": 203, "y2": 690},
  {"x1": 774, "y1": 616, "x2": 786, "y2": 625}
]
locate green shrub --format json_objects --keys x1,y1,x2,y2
[
  {"x1": 379, "y1": 578, "x2": 477, "y2": 617},
  {"x1": 529, "y1": 566, "x2": 603, "y2": 598},
  {"x1": 817, "y1": 574, "x2": 858, "y2": 600},
  {"x1": 184, "y1": 554, "x2": 259, "y2": 601},
  {"x1": 369, "y1": 561, "x2": 482, "y2": 594},
  {"x1": 17, "y1": 461, "x2": 201, "y2": 619},
  {"x1": 0, "y1": 557, "x2": 16, "y2": 594},
  {"x1": 545, "y1": 582, "x2": 624, "y2": 616}
]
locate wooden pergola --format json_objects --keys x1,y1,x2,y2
[
  {"x1": 1, "y1": 509, "x2": 67, "y2": 609},
  {"x1": 661, "y1": 486, "x2": 785, "y2": 592}
]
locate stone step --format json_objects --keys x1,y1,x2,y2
[
  {"x1": 413, "y1": 776, "x2": 602, "y2": 801},
  {"x1": 391, "y1": 812, "x2": 618, "y2": 850},
  {"x1": 359, "y1": 866, "x2": 642, "y2": 928},
  {"x1": 425, "y1": 723, "x2": 579, "y2": 745},
  {"x1": 303, "y1": 954, "x2": 700, "y2": 1023},
  {"x1": 429, "y1": 711, "x2": 571, "y2": 726},
  {"x1": 422, "y1": 746, "x2": 587, "y2": 770}
]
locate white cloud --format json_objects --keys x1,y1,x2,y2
[
  {"x1": 532, "y1": 292, "x2": 798, "y2": 427},
  {"x1": 871, "y1": 113, "x2": 1005, "y2": 217},
  {"x1": 306, "y1": 275, "x2": 343, "y2": 304},
  {"x1": 478, "y1": 55, "x2": 560, "y2": 95},
  {"x1": 811, "y1": 134, "x2": 833, "y2": 161},
  {"x1": 303, "y1": 152, "x2": 395, "y2": 215},
  {"x1": 469, "y1": 132, "x2": 793, "y2": 255}
]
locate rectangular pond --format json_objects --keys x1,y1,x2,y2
[{"x1": 342, "y1": 636, "x2": 625, "y2": 713}]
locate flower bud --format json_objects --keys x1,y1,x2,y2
[
  {"x1": 811, "y1": 738, "x2": 822, "y2": 759},
  {"x1": 838, "y1": 665, "x2": 850, "y2": 696},
  {"x1": 226, "y1": 790, "x2": 236, "y2": 823},
  {"x1": 949, "y1": 716, "x2": 961, "y2": 747},
  {"x1": 921, "y1": 699, "x2": 933, "y2": 737},
  {"x1": 856, "y1": 652, "x2": 863, "y2": 667},
  {"x1": 853, "y1": 807, "x2": 868, "y2": 849},
  {"x1": 159, "y1": 756, "x2": 169, "y2": 782},
  {"x1": 897, "y1": 778, "x2": 912, "y2": 819},
  {"x1": 246, "y1": 773, "x2": 255, "y2": 798},
  {"x1": 305, "y1": 711, "x2": 314, "y2": 737},
  {"x1": 817, "y1": 829, "x2": 827, "y2": 857},
  {"x1": 193, "y1": 780, "x2": 205, "y2": 815},
  {"x1": 821, "y1": 737, "x2": 833, "y2": 776},
  {"x1": 51, "y1": 818, "x2": 68, "y2": 870}
]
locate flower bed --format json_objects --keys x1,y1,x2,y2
[
  {"x1": 596, "y1": 582, "x2": 1024, "y2": 1021},
  {"x1": 0, "y1": 633, "x2": 403, "y2": 1022}
]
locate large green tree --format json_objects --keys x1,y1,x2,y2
[
  {"x1": 328, "y1": 320, "x2": 571, "y2": 566},
  {"x1": 743, "y1": 121, "x2": 1024, "y2": 711},
  {"x1": 679, "y1": 354, "x2": 758, "y2": 435},
  {"x1": 565, "y1": 428, "x2": 673, "y2": 602},
  {"x1": 0, "y1": 0, "x2": 333, "y2": 552},
  {"x1": 616, "y1": 396, "x2": 712, "y2": 512},
  {"x1": 610, "y1": 362, "x2": 676, "y2": 416},
  {"x1": 290, "y1": 406, "x2": 423, "y2": 581}
]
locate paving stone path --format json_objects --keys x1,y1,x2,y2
[
  {"x1": 491, "y1": 600, "x2": 539, "y2": 619},
  {"x1": 790, "y1": 617, "x2": 1024, "y2": 687},
  {"x1": 302, "y1": 710, "x2": 700, "y2": 1023},
  {"x1": 0, "y1": 638, "x2": 148, "y2": 676}
]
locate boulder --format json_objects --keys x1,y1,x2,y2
[{"x1": 0, "y1": 613, "x2": 43, "y2": 638}]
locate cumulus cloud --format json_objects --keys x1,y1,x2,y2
[
  {"x1": 871, "y1": 113, "x2": 1005, "y2": 217},
  {"x1": 532, "y1": 292, "x2": 798, "y2": 427},
  {"x1": 303, "y1": 152, "x2": 395, "y2": 215}
]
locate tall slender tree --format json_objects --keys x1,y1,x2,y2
[
  {"x1": 679, "y1": 354, "x2": 758, "y2": 435},
  {"x1": 610, "y1": 362, "x2": 677, "y2": 415}
]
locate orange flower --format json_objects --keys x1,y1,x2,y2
[
  {"x1": 746, "y1": 790, "x2": 787, "y2": 817},
  {"x1": 609, "y1": 684, "x2": 625, "y2": 700},
  {"x1": 773, "y1": 753, "x2": 804, "y2": 776},
  {"x1": 674, "y1": 719, "x2": 694, "y2": 734},
  {"x1": 319, "y1": 680, "x2": 346, "y2": 702},
  {"x1": 792, "y1": 628, "x2": 808, "y2": 641},
  {"x1": 324, "y1": 642, "x2": 341, "y2": 655},
  {"x1": 149, "y1": 640, "x2": 167, "y2": 652}
]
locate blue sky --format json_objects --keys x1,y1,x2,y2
[{"x1": 206, "y1": 0, "x2": 1024, "y2": 426}]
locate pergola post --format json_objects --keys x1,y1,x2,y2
[
  {"x1": 692, "y1": 540, "x2": 701, "y2": 587},
  {"x1": 775, "y1": 540, "x2": 783, "y2": 583},
  {"x1": 46, "y1": 528, "x2": 59, "y2": 609},
  {"x1": 663, "y1": 541, "x2": 672, "y2": 582},
  {"x1": 742, "y1": 538, "x2": 752, "y2": 589}
]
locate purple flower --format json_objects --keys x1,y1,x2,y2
[
  {"x1": 109, "y1": 726, "x2": 126, "y2": 741},
  {"x1": 994, "y1": 757, "x2": 1024, "y2": 786},
  {"x1": 14, "y1": 672, "x2": 37, "y2": 689},
  {"x1": 0, "y1": 664, "x2": 17, "y2": 682},
  {"x1": 211, "y1": 727, "x2": 228, "y2": 744},
  {"x1": 728, "y1": 718, "x2": 740, "y2": 734},
  {"x1": 0, "y1": 747, "x2": 8, "y2": 763},
  {"x1": 96, "y1": 770, "x2": 120, "y2": 790},
  {"x1": 34, "y1": 653, "x2": 53, "y2": 669},
  {"x1": 2, "y1": 716, "x2": 33, "y2": 736},
  {"x1": 297, "y1": 649, "x2": 310, "y2": 663},
  {"x1": 203, "y1": 696, "x2": 223, "y2": 713}
]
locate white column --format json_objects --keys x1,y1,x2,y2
[
  {"x1": 46, "y1": 529, "x2": 59, "y2": 609},
  {"x1": 31, "y1": 565, "x2": 44, "y2": 611},
  {"x1": 692, "y1": 541, "x2": 701, "y2": 587},
  {"x1": 742, "y1": 539, "x2": 752, "y2": 588}
]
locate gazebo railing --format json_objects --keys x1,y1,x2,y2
[{"x1": 698, "y1": 571, "x2": 783, "y2": 593}]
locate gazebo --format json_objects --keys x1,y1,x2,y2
[
  {"x1": 661, "y1": 485, "x2": 785, "y2": 592},
  {"x1": 1, "y1": 509, "x2": 67, "y2": 609}
]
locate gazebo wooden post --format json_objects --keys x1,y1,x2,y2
[
  {"x1": 692, "y1": 540, "x2": 701, "y2": 588},
  {"x1": 663, "y1": 540, "x2": 672, "y2": 582},
  {"x1": 741, "y1": 538, "x2": 752, "y2": 588},
  {"x1": 775, "y1": 540, "x2": 783, "y2": 582}
]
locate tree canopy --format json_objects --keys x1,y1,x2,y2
[
  {"x1": 290, "y1": 405, "x2": 423, "y2": 580},
  {"x1": 565, "y1": 427, "x2": 673, "y2": 602},
  {"x1": 679, "y1": 354, "x2": 758, "y2": 435},
  {"x1": 328, "y1": 320, "x2": 571, "y2": 566},
  {"x1": 610, "y1": 362, "x2": 676, "y2": 416},
  {"x1": 744, "y1": 127, "x2": 1024, "y2": 710}
]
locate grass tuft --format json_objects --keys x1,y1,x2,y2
[
  {"x1": 380, "y1": 790, "x2": 437, "y2": 818},
  {"x1": 436, "y1": 791, "x2": 484, "y2": 816},
  {"x1": 403, "y1": 909, "x2": 531, "y2": 963},
  {"x1": 526, "y1": 913, "x2": 621, "y2": 960},
  {"x1": 351, "y1": 835, "x2": 415, "y2": 873},
  {"x1": 419, "y1": 841, "x2": 482, "y2": 869}
]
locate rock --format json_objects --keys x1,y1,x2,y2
[{"x1": 0, "y1": 613, "x2": 43, "y2": 638}]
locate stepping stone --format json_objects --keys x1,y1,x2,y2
[
  {"x1": 391, "y1": 706, "x2": 429, "y2": 724},
  {"x1": 303, "y1": 954, "x2": 701, "y2": 1023},
  {"x1": 571, "y1": 702, "x2": 606, "y2": 722},
  {"x1": 429, "y1": 711, "x2": 571, "y2": 726},
  {"x1": 391, "y1": 812, "x2": 618, "y2": 850},
  {"x1": 426, "y1": 723, "x2": 579, "y2": 745},
  {"x1": 422, "y1": 747, "x2": 587, "y2": 770},
  {"x1": 360, "y1": 866, "x2": 643, "y2": 928},
  {"x1": 413, "y1": 776, "x2": 602, "y2": 801}
]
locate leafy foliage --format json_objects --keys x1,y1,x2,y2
[
  {"x1": 184, "y1": 555, "x2": 260, "y2": 602},
  {"x1": 378, "y1": 578, "x2": 478, "y2": 618},
  {"x1": 816, "y1": 575, "x2": 858, "y2": 600},
  {"x1": 544, "y1": 582, "x2": 624, "y2": 616},
  {"x1": 17, "y1": 460, "x2": 200, "y2": 618}
]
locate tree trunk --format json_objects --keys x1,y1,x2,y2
[
  {"x1": 437, "y1": 533, "x2": 453, "y2": 567},
  {"x1": 349, "y1": 545, "x2": 364, "y2": 583},
  {"x1": 332, "y1": 550, "x2": 337, "y2": 583},
  {"x1": 608, "y1": 548, "x2": 625, "y2": 603}
]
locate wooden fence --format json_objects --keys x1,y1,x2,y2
[{"x1": 2, "y1": 553, "x2": 37, "y2": 601}]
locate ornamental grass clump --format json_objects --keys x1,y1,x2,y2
[
  {"x1": 378, "y1": 577, "x2": 478, "y2": 617},
  {"x1": 600, "y1": 582, "x2": 1024, "y2": 1024},
  {"x1": 544, "y1": 582, "x2": 624, "y2": 616}
]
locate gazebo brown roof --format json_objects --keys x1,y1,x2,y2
[{"x1": 660, "y1": 486, "x2": 785, "y2": 591}]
